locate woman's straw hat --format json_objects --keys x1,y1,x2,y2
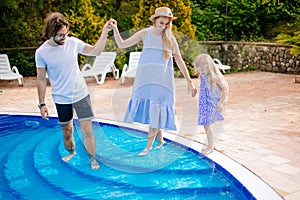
[{"x1": 149, "y1": 7, "x2": 177, "y2": 21}]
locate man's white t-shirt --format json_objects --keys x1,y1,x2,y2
[{"x1": 35, "y1": 36, "x2": 89, "y2": 104}]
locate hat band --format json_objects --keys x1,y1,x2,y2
[{"x1": 156, "y1": 11, "x2": 173, "y2": 17}]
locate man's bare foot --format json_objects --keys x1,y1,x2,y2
[
  {"x1": 90, "y1": 157, "x2": 100, "y2": 170},
  {"x1": 62, "y1": 152, "x2": 76, "y2": 162},
  {"x1": 201, "y1": 147, "x2": 213, "y2": 155}
]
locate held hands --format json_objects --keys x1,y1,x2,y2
[
  {"x1": 217, "y1": 103, "x2": 224, "y2": 112},
  {"x1": 103, "y1": 18, "x2": 117, "y2": 32},
  {"x1": 107, "y1": 18, "x2": 117, "y2": 31},
  {"x1": 187, "y1": 81, "x2": 197, "y2": 97}
]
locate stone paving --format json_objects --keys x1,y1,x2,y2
[{"x1": 0, "y1": 71, "x2": 299, "y2": 199}]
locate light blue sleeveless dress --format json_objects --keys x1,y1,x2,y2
[
  {"x1": 124, "y1": 28, "x2": 177, "y2": 131},
  {"x1": 198, "y1": 74, "x2": 224, "y2": 126}
]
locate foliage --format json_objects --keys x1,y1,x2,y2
[
  {"x1": 274, "y1": 15, "x2": 300, "y2": 55},
  {"x1": 133, "y1": 0, "x2": 196, "y2": 38},
  {"x1": 0, "y1": 0, "x2": 39, "y2": 48},
  {"x1": 64, "y1": 0, "x2": 108, "y2": 65},
  {"x1": 2, "y1": 49, "x2": 36, "y2": 77},
  {"x1": 276, "y1": 31, "x2": 300, "y2": 55},
  {"x1": 230, "y1": 64, "x2": 256, "y2": 73},
  {"x1": 0, "y1": 0, "x2": 80, "y2": 76},
  {"x1": 190, "y1": 0, "x2": 300, "y2": 42},
  {"x1": 65, "y1": 0, "x2": 107, "y2": 45},
  {"x1": 93, "y1": 0, "x2": 141, "y2": 69},
  {"x1": 0, "y1": 0, "x2": 73, "y2": 48},
  {"x1": 191, "y1": 0, "x2": 226, "y2": 41},
  {"x1": 191, "y1": 0, "x2": 266, "y2": 41},
  {"x1": 0, "y1": 0, "x2": 299, "y2": 76}
]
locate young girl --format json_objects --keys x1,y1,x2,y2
[
  {"x1": 109, "y1": 7, "x2": 196, "y2": 156},
  {"x1": 194, "y1": 54, "x2": 229, "y2": 154}
]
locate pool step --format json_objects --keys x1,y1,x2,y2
[
  {"x1": 0, "y1": 125, "x2": 38, "y2": 200},
  {"x1": 33, "y1": 130, "x2": 129, "y2": 199},
  {"x1": 0, "y1": 115, "x2": 245, "y2": 199},
  {"x1": 89, "y1": 124, "x2": 214, "y2": 173},
  {"x1": 4, "y1": 127, "x2": 71, "y2": 200},
  {"x1": 59, "y1": 132, "x2": 231, "y2": 197},
  {"x1": 0, "y1": 114, "x2": 26, "y2": 135},
  {"x1": 0, "y1": 114, "x2": 58, "y2": 135}
]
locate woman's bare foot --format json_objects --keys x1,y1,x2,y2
[
  {"x1": 138, "y1": 148, "x2": 150, "y2": 156},
  {"x1": 61, "y1": 151, "x2": 76, "y2": 162},
  {"x1": 154, "y1": 141, "x2": 166, "y2": 149},
  {"x1": 201, "y1": 147, "x2": 213, "y2": 155}
]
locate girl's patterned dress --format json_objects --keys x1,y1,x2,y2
[{"x1": 198, "y1": 74, "x2": 224, "y2": 126}]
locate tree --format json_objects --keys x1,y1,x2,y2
[
  {"x1": 0, "y1": 0, "x2": 72, "y2": 48},
  {"x1": 65, "y1": 0, "x2": 107, "y2": 45},
  {"x1": 276, "y1": 29, "x2": 300, "y2": 55},
  {"x1": 191, "y1": 0, "x2": 263, "y2": 41},
  {"x1": 190, "y1": 0, "x2": 300, "y2": 42}
]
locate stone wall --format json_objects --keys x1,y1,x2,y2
[{"x1": 199, "y1": 41, "x2": 300, "y2": 74}]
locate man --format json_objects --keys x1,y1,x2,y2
[{"x1": 35, "y1": 12, "x2": 111, "y2": 170}]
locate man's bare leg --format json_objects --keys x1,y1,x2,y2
[
  {"x1": 61, "y1": 122, "x2": 76, "y2": 162},
  {"x1": 80, "y1": 120, "x2": 99, "y2": 170},
  {"x1": 89, "y1": 155, "x2": 99, "y2": 170}
]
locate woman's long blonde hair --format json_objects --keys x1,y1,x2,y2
[
  {"x1": 194, "y1": 54, "x2": 228, "y2": 97},
  {"x1": 154, "y1": 17, "x2": 176, "y2": 60}
]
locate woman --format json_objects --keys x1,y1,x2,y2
[{"x1": 109, "y1": 7, "x2": 196, "y2": 156}]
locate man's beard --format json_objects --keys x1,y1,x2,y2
[{"x1": 53, "y1": 37, "x2": 65, "y2": 45}]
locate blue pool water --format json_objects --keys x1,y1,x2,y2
[{"x1": 0, "y1": 114, "x2": 254, "y2": 199}]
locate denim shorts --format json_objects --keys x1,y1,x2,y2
[{"x1": 55, "y1": 95, "x2": 94, "y2": 125}]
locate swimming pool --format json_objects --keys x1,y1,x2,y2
[{"x1": 0, "y1": 113, "x2": 282, "y2": 199}]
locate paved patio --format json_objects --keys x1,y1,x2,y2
[{"x1": 0, "y1": 71, "x2": 299, "y2": 199}]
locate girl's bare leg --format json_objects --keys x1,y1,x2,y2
[{"x1": 202, "y1": 125, "x2": 214, "y2": 154}]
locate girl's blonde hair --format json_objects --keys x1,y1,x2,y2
[
  {"x1": 153, "y1": 17, "x2": 176, "y2": 60},
  {"x1": 194, "y1": 54, "x2": 228, "y2": 97}
]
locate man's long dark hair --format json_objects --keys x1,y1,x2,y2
[{"x1": 42, "y1": 12, "x2": 69, "y2": 40}]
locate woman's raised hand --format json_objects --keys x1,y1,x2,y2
[{"x1": 108, "y1": 18, "x2": 118, "y2": 30}]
